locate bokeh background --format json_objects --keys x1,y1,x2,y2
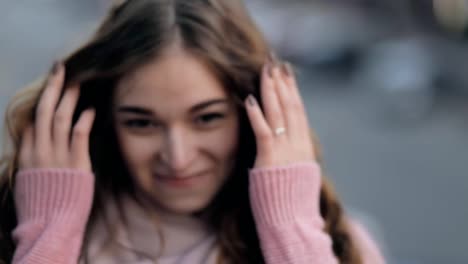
[{"x1": 1, "y1": 0, "x2": 467, "y2": 263}]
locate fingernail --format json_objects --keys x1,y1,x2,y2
[
  {"x1": 285, "y1": 62, "x2": 293, "y2": 76},
  {"x1": 50, "y1": 61, "x2": 60, "y2": 75},
  {"x1": 268, "y1": 51, "x2": 277, "y2": 63},
  {"x1": 267, "y1": 63, "x2": 274, "y2": 77},
  {"x1": 281, "y1": 62, "x2": 293, "y2": 76},
  {"x1": 88, "y1": 108, "x2": 96, "y2": 116},
  {"x1": 270, "y1": 61, "x2": 280, "y2": 77},
  {"x1": 280, "y1": 63, "x2": 289, "y2": 76},
  {"x1": 247, "y1": 95, "x2": 257, "y2": 106}
]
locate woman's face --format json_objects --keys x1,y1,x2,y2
[{"x1": 113, "y1": 46, "x2": 239, "y2": 215}]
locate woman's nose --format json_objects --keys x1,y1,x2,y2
[{"x1": 159, "y1": 127, "x2": 195, "y2": 173}]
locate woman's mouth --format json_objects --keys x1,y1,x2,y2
[{"x1": 154, "y1": 173, "x2": 206, "y2": 188}]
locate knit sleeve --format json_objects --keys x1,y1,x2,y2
[
  {"x1": 249, "y1": 162, "x2": 338, "y2": 263},
  {"x1": 250, "y1": 162, "x2": 384, "y2": 263},
  {"x1": 12, "y1": 168, "x2": 94, "y2": 264}
]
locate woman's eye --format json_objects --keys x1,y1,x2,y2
[
  {"x1": 196, "y1": 113, "x2": 225, "y2": 125},
  {"x1": 123, "y1": 119, "x2": 155, "y2": 128}
]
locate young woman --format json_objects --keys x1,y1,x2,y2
[{"x1": 0, "y1": 0, "x2": 385, "y2": 263}]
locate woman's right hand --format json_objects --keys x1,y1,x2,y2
[{"x1": 19, "y1": 62, "x2": 95, "y2": 171}]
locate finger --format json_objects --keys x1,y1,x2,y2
[
  {"x1": 272, "y1": 64, "x2": 298, "y2": 134},
  {"x1": 71, "y1": 108, "x2": 95, "y2": 171},
  {"x1": 281, "y1": 62, "x2": 309, "y2": 129},
  {"x1": 245, "y1": 95, "x2": 272, "y2": 153},
  {"x1": 53, "y1": 84, "x2": 80, "y2": 158},
  {"x1": 19, "y1": 125, "x2": 34, "y2": 168},
  {"x1": 280, "y1": 63, "x2": 313, "y2": 145},
  {"x1": 35, "y1": 62, "x2": 64, "y2": 151},
  {"x1": 261, "y1": 62, "x2": 285, "y2": 132},
  {"x1": 281, "y1": 62, "x2": 306, "y2": 114},
  {"x1": 282, "y1": 63, "x2": 298, "y2": 90}
]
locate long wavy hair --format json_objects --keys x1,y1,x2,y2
[{"x1": 0, "y1": 0, "x2": 362, "y2": 263}]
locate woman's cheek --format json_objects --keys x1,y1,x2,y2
[
  {"x1": 117, "y1": 132, "x2": 160, "y2": 174},
  {"x1": 202, "y1": 122, "x2": 239, "y2": 160}
]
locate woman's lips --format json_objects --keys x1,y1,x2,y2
[{"x1": 154, "y1": 173, "x2": 205, "y2": 187}]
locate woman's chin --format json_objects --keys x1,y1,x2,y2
[{"x1": 153, "y1": 198, "x2": 212, "y2": 216}]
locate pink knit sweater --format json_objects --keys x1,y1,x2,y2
[{"x1": 12, "y1": 163, "x2": 385, "y2": 263}]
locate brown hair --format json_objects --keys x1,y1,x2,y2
[{"x1": 0, "y1": 0, "x2": 361, "y2": 263}]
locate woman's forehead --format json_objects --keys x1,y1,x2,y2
[{"x1": 114, "y1": 49, "x2": 228, "y2": 105}]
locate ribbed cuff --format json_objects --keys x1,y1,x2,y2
[
  {"x1": 249, "y1": 162, "x2": 323, "y2": 226},
  {"x1": 14, "y1": 168, "x2": 95, "y2": 224}
]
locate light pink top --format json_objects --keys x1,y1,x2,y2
[{"x1": 12, "y1": 163, "x2": 385, "y2": 263}]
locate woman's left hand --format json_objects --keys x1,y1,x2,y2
[{"x1": 245, "y1": 55, "x2": 316, "y2": 168}]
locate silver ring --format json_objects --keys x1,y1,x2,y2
[{"x1": 274, "y1": 127, "x2": 286, "y2": 136}]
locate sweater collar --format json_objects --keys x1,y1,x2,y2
[{"x1": 113, "y1": 195, "x2": 216, "y2": 259}]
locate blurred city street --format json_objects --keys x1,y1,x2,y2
[{"x1": 1, "y1": 1, "x2": 468, "y2": 263}]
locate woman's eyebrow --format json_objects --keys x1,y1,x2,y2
[
  {"x1": 115, "y1": 98, "x2": 229, "y2": 116},
  {"x1": 190, "y1": 99, "x2": 229, "y2": 113},
  {"x1": 116, "y1": 106, "x2": 153, "y2": 115}
]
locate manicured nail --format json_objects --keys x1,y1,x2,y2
[
  {"x1": 50, "y1": 61, "x2": 60, "y2": 75},
  {"x1": 267, "y1": 63, "x2": 274, "y2": 77},
  {"x1": 87, "y1": 107, "x2": 96, "y2": 117},
  {"x1": 280, "y1": 62, "x2": 289, "y2": 76},
  {"x1": 270, "y1": 61, "x2": 280, "y2": 77},
  {"x1": 281, "y1": 62, "x2": 293, "y2": 76},
  {"x1": 268, "y1": 51, "x2": 277, "y2": 63},
  {"x1": 247, "y1": 95, "x2": 257, "y2": 106},
  {"x1": 285, "y1": 62, "x2": 293, "y2": 76}
]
